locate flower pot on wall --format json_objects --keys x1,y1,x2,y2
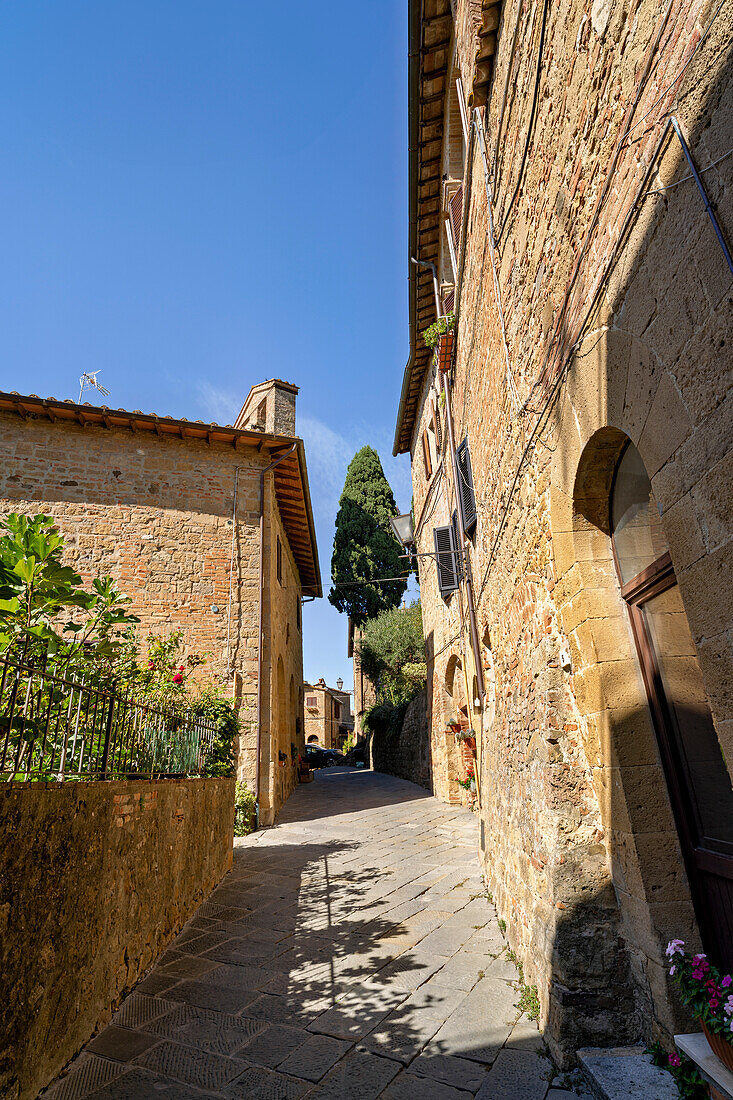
[
  {"x1": 437, "y1": 330, "x2": 454, "y2": 372},
  {"x1": 702, "y1": 1022, "x2": 733, "y2": 1074}
]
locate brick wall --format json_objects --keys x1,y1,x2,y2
[
  {"x1": 407, "y1": 0, "x2": 732, "y2": 1063},
  {"x1": 0, "y1": 412, "x2": 305, "y2": 821}
]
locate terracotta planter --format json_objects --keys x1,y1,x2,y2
[
  {"x1": 437, "y1": 330, "x2": 454, "y2": 372},
  {"x1": 702, "y1": 1021, "x2": 733, "y2": 1073}
]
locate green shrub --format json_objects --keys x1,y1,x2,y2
[{"x1": 234, "y1": 782, "x2": 256, "y2": 836}]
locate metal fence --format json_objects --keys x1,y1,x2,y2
[{"x1": 0, "y1": 652, "x2": 218, "y2": 782}]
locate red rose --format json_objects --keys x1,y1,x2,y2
[{"x1": 172, "y1": 673, "x2": 183, "y2": 685}]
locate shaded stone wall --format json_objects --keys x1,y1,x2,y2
[
  {"x1": 369, "y1": 690, "x2": 432, "y2": 790},
  {"x1": 407, "y1": 0, "x2": 732, "y2": 1065},
  {"x1": 0, "y1": 777, "x2": 235, "y2": 1100}
]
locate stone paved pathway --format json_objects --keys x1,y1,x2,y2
[{"x1": 45, "y1": 769, "x2": 588, "y2": 1100}]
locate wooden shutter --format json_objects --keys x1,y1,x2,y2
[
  {"x1": 434, "y1": 524, "x2": 460, "y2": 597},
  {"x1": 448, "y1": 184, "x2": 464, "y2": 254},
  {"x1": 422, "y1": 429, "x2": 433, "y2": 478},
  {"x1": 431, "y1": 398, "x2": 443, "y2": 451},
  {"x1": 456, "y1": 438, "x2": 477, "y2": 536}
]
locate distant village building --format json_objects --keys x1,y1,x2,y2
[
  {"x1": 394, "y1": 0, "x2": 733, "y2": 1067},
  {"x1": 348, "y1": 619, "x2": 376, "y2": 741},
  {"x1": 0, "y1": 379, "x2": 321, "y2": 825},
  {"x1": 303, "y1": 678, "x2": 354, "y2": 750}
]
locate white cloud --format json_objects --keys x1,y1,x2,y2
[
  {"x1": 197, "y1": 382, "x2": 241, "y2": 425},
  {"x1": 298, "y1": 414, "x2": 353, "y2": 522}
]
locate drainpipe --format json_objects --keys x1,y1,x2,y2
[
  {"x1": 440, "y1": 371, "x2": 485, "y2": 704},
  {"x1": 411, "y1": 256, "x2": 442, "y2": 318},
  {"x1": 255, "y1": 442, "x2": 297, "y2": 828}
]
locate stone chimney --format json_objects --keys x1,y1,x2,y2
[{"x1": 235, "y1": 379, "x2": 298, "y2": 436}]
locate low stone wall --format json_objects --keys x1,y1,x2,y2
[
  {"x1": 369, "y1": 690, "x2": 431, "y2": 790},
  {"x1": 0, "y1": 777, "x2": 235, "y2": 1100}
]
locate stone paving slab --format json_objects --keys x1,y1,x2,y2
[{"x1": 45, "y1": 769, "x2": 586, "y2": 1099}]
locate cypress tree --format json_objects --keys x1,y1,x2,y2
[{"x1": 328, "y1": 446, "x2": 408, "y2": 626}]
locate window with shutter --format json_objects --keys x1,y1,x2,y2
[
  {"x1": 449, "y1": 183, "x2": 464, "y2": 252},
  {"x1": 431, "y1": 398, "x2": 443, "y2": 451},
  {"x1": 434, "y1": 524, "x2": 460, "y2": 597},
  {"x1": 422, "y1": 429, "x2": 433, "y2": 479},
  {"x1": 276, "y1": 536, "x2": 283, "y2": 584},
  {"x1": 456, "y1": 438, "x2": 477, "y2": 536}
]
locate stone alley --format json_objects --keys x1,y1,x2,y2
[{"x1": 42, "y1": 769, "x2": 583, "y2": 1100}]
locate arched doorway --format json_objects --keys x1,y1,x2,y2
[{"x1": 610, "y1": 441, "x2": 733, "y2": 970}]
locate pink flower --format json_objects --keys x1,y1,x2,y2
[
  {"x1": 669, "y1": 965, "x2": 676, "y2": 976},
  {"x1": 148, "y1": 660, "x2": 154, "y2": 668},
  {"x1": 724, "y1": 995, "x2": 733, "y2": 1017},
  {"x1": 692, "y1": 954, "x2": 709, "y2": 970},
  {"x1": 179, "y1": 665, "x2": 185, "y2": 671},
  {"x1": 172, "y1": 673, "x2": 183, "y2": 685},
  {"x1": 692, "y1": 968, "x2": 705, "y2": 980},
  {"x1": 666, "y1": 939, "x2": 685, "y2": 958},
  {"x1": 723, "y1": 976, "x2": 732, "y2": 989},
  {"x1": 668, "y1": 1053, "x2": 681, "y2": 1067},
  {"x1": 710, "y1": 998, "x2": 720, "y2": 1010}
]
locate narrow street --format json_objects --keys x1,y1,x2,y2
[{"x1": 46, "y1": 771, "x2": 581, "y2": 1100}]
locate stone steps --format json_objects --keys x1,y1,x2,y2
[{"x1": 577, "y1": 1047, "x2": 678, "y2": 1100}]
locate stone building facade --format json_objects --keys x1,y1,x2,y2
[
  {"x1": 303, "y1": 678, "x2": 352, "y2": 749},
  {"x1": 394, "y1": 0, "x2": 733, "y2": 1064},
  {"x1": 0, "y1": 380, "x2": 321, "y2": 825}
]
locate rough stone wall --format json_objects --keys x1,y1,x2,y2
[
  {"x1": 370, "y1": 690, "x2": 432, "y2": 790},
  {"x1": 0, "y1": 777, "x2": 234, "y2": 1100},
  {"x1": 0, "y1": 413, "x2": 306, "y2": 822},
  {"x1": 409, "y1": 0, "x2": 732, "y2": 1063}
]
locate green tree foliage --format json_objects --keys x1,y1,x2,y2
[
  {"x1": 328, "y1": 447, "x2": 408, "y2": 625},
  {"x1": 0, "y1": 513, "x2": 139, "y2": 676},
  {"x1": 358, "y1": 600, "x2": 426, "y2": 706}
]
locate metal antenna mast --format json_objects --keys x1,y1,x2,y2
[{"x1": 78, "y1": 372, "x2": 111, "y2": 404}]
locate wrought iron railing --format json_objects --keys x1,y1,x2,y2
[{"x1": 0, "y1": 653, "x2": 218, "y2": 782}]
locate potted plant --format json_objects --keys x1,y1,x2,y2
[
  {"x1": 453, "y1": 765, "x2": 476, "y2": 798},
  {"x1": 666, "y1": 939, "x2": 733, "y2": 1072},
  {"x1": 423, "y1": 313, "x2": 455, "y2": 373},
  {"x1": 454, "y1": 728, "x2": 477, "y2": 750}
]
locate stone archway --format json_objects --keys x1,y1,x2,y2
[{"x1": 551, "y1": 419, "x2": 702, "y2": 1034}]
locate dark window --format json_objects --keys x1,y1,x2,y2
[
  {"x1": 455, "y1": 438, "x2": 477, "y2": 536},
  {"x1": 276, "y1": 536, "x2": 282, "y2": 585},
  {"x1": 434, "y1": 524, "x2": 460, "y2": 597}
]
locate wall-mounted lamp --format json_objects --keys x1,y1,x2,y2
[{"x1": 389, "y1": 514, "x2": 415, "y2": 549}]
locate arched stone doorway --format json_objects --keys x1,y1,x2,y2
[{"x1": 560, "y1": 424, "x2": 729, "y2": 1028}]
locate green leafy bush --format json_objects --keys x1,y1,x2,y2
[
  {"x1": 234, "y1": 782, "x2": 256, "y2": 836},
  {"x1": 358, "y1": 601, "x2": 426, "y2": 706},
  {"x1": 423, "y1": 312, "x2": 455, "y2": 349},
  {"x1": 0, "y1": 513, "x2": 139, "y2": 677}
]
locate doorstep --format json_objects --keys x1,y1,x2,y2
[
  {"x1": 577, "y1": 1047, "x2": 679, "y2": 1099},
  {"x1": 676, "y1": 1033, "x2": 733, "y2": 1100}
]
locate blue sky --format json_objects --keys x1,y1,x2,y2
[{"x1": 0, "y1": 1, "x2": 415, "y2": 692}]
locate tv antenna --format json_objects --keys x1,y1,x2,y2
[{"x1": 78, "y1": 371, "x2": 111, "y2": 404}]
